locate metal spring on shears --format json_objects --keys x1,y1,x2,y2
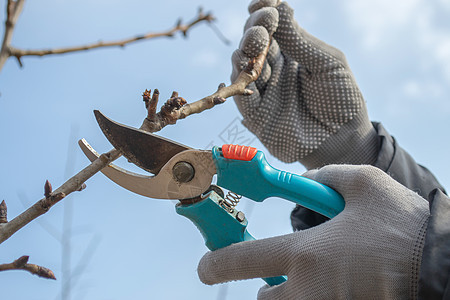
[{"x1": 219, "y1": 191, "x2": 242, "y2": 213}]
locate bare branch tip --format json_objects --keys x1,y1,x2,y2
[
  {"x1": 151, "y1": 90, "x2": 160, "y2": 102},
  {"x1": 0, "y1": 256, "x2": 56, "y2": 280},
  {"x1": 37, "y1": 266, "x2": 57, "y2": 280}
]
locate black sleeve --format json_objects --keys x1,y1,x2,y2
[
  {"x1": 418, "y1": 189, "x2": 450, "y2": 299},
  {"x1": 372, "y1": 122, "x2": 446, "y2": 196},
  {"x1": 290, "y1": 122, "x2": 446, "y2": 231}
]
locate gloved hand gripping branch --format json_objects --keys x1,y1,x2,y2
[{"x1": 233, "y1": 0, "x2": 379, "y2": 169}]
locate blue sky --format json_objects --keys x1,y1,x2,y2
[{"x1": 1, "y1": 0, "x2": 449, "y2": 299}]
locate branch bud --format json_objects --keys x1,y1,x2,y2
[
  {"x1": 44, "y1": 180, "x2": 52, "y2": 198},
  {"x1": 217, "y1": 83, "x2": 226, "y2": 90},
  {"x1": 37, "y1": 266, "x2": 57, "y2": 280},
  {"x1": 77, "y1": 183, "x2": 87, "y2": 192},
  {"x1": 142, "y1": 89, "x2": 152, "y2": 107},
  {"x1": 198, "y1": 7, "x2": 204, "y2": 17},
  {"x1": 15, "y1": 256, "x2": 29, "y2": 268},
  {"x1": 213, "y1": 97, "x2": 226, "y2": 104},
  {"x1": 176, "y1": 18, "x2": 182, "y2": 28},
  {"x1": 0, "y1": 200, "x2": 7, "y2": 223},
  {"x1": 243, "y1": 89, "x2": 254, "y2": 96}
]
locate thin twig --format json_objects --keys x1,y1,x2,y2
[
  {"x1": 0, "y1": 149, "x2": 121, "y2": 244},
  {"x1": 7, "y1": 8, "x2": 215, "y2": 67},
  {"x1": 0, "y1": 255, "x2": 56, "y2": 279}
]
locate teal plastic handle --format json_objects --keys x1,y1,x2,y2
[
  {"x1": 176, "y1": 191, "x2": 287, "y2": 286},
  {"x1": 212, "y1": 147, "x2": 345, "y2": 218}
]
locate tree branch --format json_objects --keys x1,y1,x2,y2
[
  {"x1": 0, "y1": 255, "x2": 56, "y2": 279},
  {"x1": 140, "y1": 41, "x2": 270, "y2": 132},
  {"x1": 0, "y1": 149, "x2": 120, "y2": 244},
  {"x1": 7, "y1": 8, "x2": 214, "y2": 67},
  {"x1": 0, "y1": 0, "x2": 25, "y2": 70}
]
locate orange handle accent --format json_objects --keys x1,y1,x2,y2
[{"x1": 222, "y1": 144, "x2": 258, "y2": 161}]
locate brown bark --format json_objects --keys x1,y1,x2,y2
[
  {"x1": 0, "y1": 256, "x2": 56, "y2": 279},
  {"x1": 140, "y1": 42, "x2": 270, "y2": 131},
  {"x1": 0, "y1": 3, "x2": 214, "y2": 71}
]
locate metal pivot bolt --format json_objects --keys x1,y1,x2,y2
[{"x1": 172, "y1": 161, "x2": 195, "y2": 183}]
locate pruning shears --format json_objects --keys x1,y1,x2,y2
[{"x1": 79, "y1": 110, "x2": 345, "y2": 286}]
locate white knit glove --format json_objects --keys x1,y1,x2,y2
[
  {"x1": 233, "y1": 1, "x2": 379, "y2": 169},
  {"x1": 198, "y1": 165, "x2": 429, "y2": 299}
]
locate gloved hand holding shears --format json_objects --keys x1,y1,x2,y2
[
  {"x1": 78, "y1": 0, "x2": 445, "y2": 298},
  {"x1": 79, "y1": 0, "x2": 369, "y2": 289},
  {"x1": 79, "y1": 112, "x2": 429, "y2": 298},
  {"x1": 198, "y1": 164, "x2": 429, "y2": 299},
  {"x1": 79, "y1": 111, "x2": 345, "y2": 286}
]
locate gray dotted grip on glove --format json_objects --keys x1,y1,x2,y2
[{"x1": 232, "y1": 1, "x2": 379, "y2": 169}]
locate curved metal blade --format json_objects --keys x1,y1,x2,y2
[
  {"x1": 79, "y1": 138, "x2": 214, "y2": 199},
  {"x1": 94, "y1": 110, "x2": 190, "y2": 174},
  {"x1": 78, "y1": 138, "x2": 157, "y2": 198}
]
